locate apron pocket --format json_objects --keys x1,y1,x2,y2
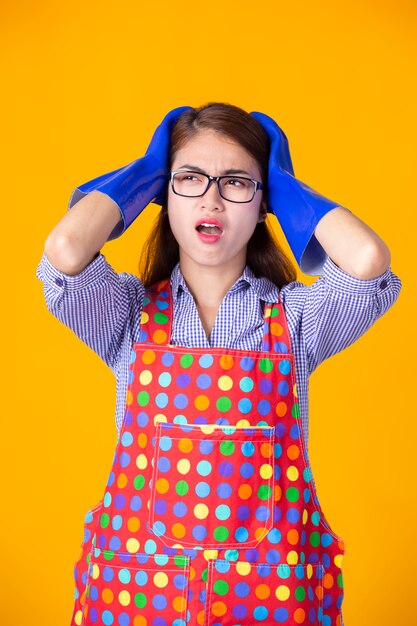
[
  {"x1": 80, "y1": 549, "x2": 189, "y2": 625},
  {"x1": 204, "y1": 559, "x2": 324, "y2": 626},
  {"x1": 149, "y1": 422, "x2": 275, "y2": 549}
]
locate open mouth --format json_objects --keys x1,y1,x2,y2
[{"x1": 196, "y1": 223, "x2": 223, "y2": 235}]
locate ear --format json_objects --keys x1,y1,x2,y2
[{"x1": 257, "y1": 209, "x2": 267, "y2": 223}]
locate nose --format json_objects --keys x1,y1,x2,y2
[{"x1": 199, "y1": 178, "x2": 225, "y2": 210}]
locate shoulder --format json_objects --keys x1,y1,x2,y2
[
  {"x1": 37, "y1": 250, "x2": 144, "y2": 294},
  {"x1": 279, "y1": 256, "x2": 401, "y2": 306},
  {"x1": 278, "y1": 256, "x2": 401, "y2": 373}
]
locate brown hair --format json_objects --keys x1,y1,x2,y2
[{"x1": 139, "y1": 102, "x2": 297, "y2": 288}]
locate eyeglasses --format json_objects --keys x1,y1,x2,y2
[{"x1": 169, "y1": 170, "x2": 264, "y2": 203}]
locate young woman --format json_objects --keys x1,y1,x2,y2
[{"x1": 37, "y1": 102, "x2": 401, "y2": 626}]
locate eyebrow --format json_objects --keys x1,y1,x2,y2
[{"x1": 176, "y1": 164, "x2": 252, "y2": 176}]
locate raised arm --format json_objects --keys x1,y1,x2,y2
[
  {"x1": 44, "y1": 191, "x2": 121, "y2": 275},
  {"x1": 38, "y1": 193, "x2": 140, "y2": 374},
  {"x1": 44, "y1": 106, "x2": 192, "y2": 276},
  {"x1": 314, "y1": 206, "x2": 391, "y2": 279},
  {"x1": 280, "y1": 206, "x2": 400, "y2": 376}
]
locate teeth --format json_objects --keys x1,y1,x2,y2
[{"x1": 196, "y1": 222, "x2": 223, "y2": 236}]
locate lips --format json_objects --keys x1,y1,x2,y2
[{"x1": 195, "y1": 218, "x2": 224, "y2": 235}]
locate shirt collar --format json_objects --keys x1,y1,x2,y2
[{"x1": 170, "y1": 262, "x2": 280, "y2": 303}]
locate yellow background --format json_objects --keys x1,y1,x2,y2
[{"x1": 1, "y1": 0, "x2": 415, "y2": 624}]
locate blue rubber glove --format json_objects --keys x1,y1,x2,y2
[
  {"x1": 250, "y1": 111, "x2": 344, "y2": 275},
  {"x1": 68, "y1": 105, "x2": 193, "y2": 240}
]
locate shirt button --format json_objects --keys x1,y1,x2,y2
[
  {"x1": 54, "y1": 277, "x2": 64, "y2": 287},
  {"x1": 379, "y1": 279, "x2": 388, "y2": 290}
]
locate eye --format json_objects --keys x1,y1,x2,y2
[
  {"x1": 176, "y1": 172, "x2": 204, "y2": 183},
  {"x1": 225, "y1": 177, "x2": 251, "y2": 188}
]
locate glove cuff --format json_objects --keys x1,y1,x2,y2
[
  {"x1": 267, "y1": 170, "x2": 343, "y2": 275},
  {"x1": 68, "y1": 154, "x2": 166, "y2": 240}
]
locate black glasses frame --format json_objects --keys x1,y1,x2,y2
[{"x1": 169, "y1": 170, "x2": 264, "y2": 203}]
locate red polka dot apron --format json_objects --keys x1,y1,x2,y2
[{"x1": 71, "y1": 279, "x2": 346, "y2": 626}]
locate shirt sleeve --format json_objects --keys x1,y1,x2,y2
[
  {"x1": 279, "y1": 256, "x2": 402, "y2": 375},
  {"x1": 36, "y1": 251, "x2": 145, "y2": 373}
]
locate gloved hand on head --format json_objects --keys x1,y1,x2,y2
[
  {"x1": 69, "y1": 105, "x2": 342, "y2": 275},
  {"x1": 68, "y1": 105, "x2": 192, "y2": 240},
  {"x1": 250, "y1": 111, "x2": 344, "y2": 275}
]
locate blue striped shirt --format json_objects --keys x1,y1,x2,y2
[{"x1": 36, "y1": 252, "x2": 401, "y2": 448}]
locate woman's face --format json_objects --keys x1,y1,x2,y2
[{"x1": 167, "y1": 129, "x2": 264, "y2": 275}]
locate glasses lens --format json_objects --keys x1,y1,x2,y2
[
  {"x1": 172, "y1": 172, "x2": 208, "y2": 197},
  {"x1": 219, "y1": 177, "x2": 255, "y2": 202},
  {"x1": 172, "y1": 171, "x2": 257, "y2": 202}
]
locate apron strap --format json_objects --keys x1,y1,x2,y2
[
  {"x1": 138, "y1": 279, "x2": 173, "y2": 346},
  {"x1": 262, "y1": 301, "x2": 292, "y2": 355}
]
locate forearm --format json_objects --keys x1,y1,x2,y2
[
  {"x1": 314, "y1": 207, "x2": 392, "y2": 279},
  {"x1": 44, "y1": 191, "x2": 121, "y2": 275}
]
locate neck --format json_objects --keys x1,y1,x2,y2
[{"x1": 179, "y1": 256, "x2": 246, "y2": 307}]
